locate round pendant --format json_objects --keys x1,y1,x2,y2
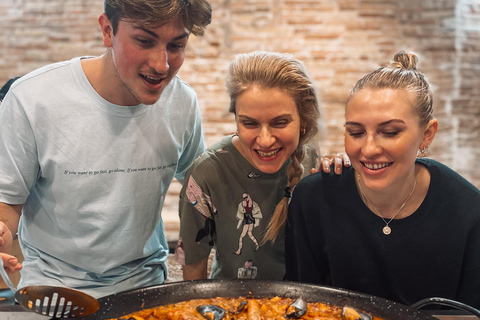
[{"x1": 383, "y1": 226, "x2": 391, "y2": 235}]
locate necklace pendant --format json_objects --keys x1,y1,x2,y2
[{"x1": 383, "y1": 226, "x2": 392, "y2": 235}]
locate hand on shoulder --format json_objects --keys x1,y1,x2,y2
[{"x1": 313, "y1": 153, "x2": 351, "y2": 175}]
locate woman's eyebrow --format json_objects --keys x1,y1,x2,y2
[
  {"x1": 344, "y1": 119, "x2": 405, "y2": 126},
  {"x1": 378, "y1": 119, "x2": 405, "y2": 126},
  {"x1": 344, "y1": 121, "x2": 361, "y2": 126}
]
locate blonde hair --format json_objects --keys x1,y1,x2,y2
[
  {"x1": 104, "y1": 0, "x2": 212, "y2": 36},
  {"x1": 348, "y1": 51, "x2": 433, "y2": 126},
  {"x1": 225, "y1": 51, "x2": 321, "y2": 244}
]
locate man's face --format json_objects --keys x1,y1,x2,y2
[{"x1": 101, "y1": 15, "x2": 189, "y2": 106}]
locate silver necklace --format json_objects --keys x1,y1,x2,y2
[{"x1": 357, "y1": 174, "x2": 417, "y2": 235}]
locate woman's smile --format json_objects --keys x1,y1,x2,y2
[
  {"x1": 362, "y1": 162, "x2": 392, "y2": 170},
  {"x1": 256, "y1": 148, "x2": 281, "y2": 158}
]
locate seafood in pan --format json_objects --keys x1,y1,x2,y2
[{"x1": 110, "y1": 296, "x2": 380, "y2": 320}]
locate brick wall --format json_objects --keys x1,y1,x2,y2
[{"x1": 1, "y1": 0, "x2": 479, "y2": 239}]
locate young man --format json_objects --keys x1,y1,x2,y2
[{"x1": 0, "y1": 0, "x2": 211, "y2": 297}]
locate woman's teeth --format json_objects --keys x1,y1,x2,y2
[
  {"x1": 364, "y1": 162, "x2": 390, "y2": 170},
  {"x1": 257, "y1": 149, "x2": 280, "y2": 157}
]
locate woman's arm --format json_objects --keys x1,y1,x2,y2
[{"x1": 182, "y1": 257, "x2": 208, "y2": 280}]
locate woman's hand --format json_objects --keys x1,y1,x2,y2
[{"x1": 314, "y1": 153, "x2": 351, "y2": 175}]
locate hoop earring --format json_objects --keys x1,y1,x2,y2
[{"x1": 301, "y1": 128, "x2": 306, "y2": 135}]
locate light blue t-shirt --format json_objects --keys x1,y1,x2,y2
[{"x1": 0, "y1": 57, "x2": 205, "y2": 297}]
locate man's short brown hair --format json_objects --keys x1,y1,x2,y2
[{"x1": 104, "y1": 0, "x2": 212, "y2": 36}]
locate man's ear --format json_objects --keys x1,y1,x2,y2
[{"x1": 98, "y1": 13, "x2": 114, "y2": 48}]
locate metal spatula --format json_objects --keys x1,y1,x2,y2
[
  {"x1": 0, "y1": 257, "x2": 99, "y2": 318},
  {"x1": 14, "y1": 285, "x2": 99, "y2": 318}
]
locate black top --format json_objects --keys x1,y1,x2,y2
[
  {"x1": 0, "y1": 77, "x2": 20, "y2": 100},
  {"x1": 285, "y1": 158, "x2": 480, "y2": 309}
]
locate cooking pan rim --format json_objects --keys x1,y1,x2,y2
[{"x1": 81, "y1": 279, "x2": 436, "y2": 320}]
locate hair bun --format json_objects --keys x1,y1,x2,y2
[{"x1": 390, "y1": 51, "x2": 419, "y2": 70}]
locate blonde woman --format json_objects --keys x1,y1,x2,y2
[
  {"x1": 286, "y1": 51, "x2": 480, "y2": 309},
  {"x1": 177, "y1": 51, "x2": 323, "y2": 280}
]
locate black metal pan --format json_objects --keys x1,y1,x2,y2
[{"x1": 78, "y1": 279, "x2": 438, "y2": 320}]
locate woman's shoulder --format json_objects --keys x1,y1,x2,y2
[
  {"x1": 417, "y1": 157, "x2": 480, "y2": 195},
  {"x1": 187, "y1": 136, "x2": 235, "y2": 173},
  {"x1": 418, "y1": 158, "x2": 480, "y2": 225},
  {"x1": 208, "y1": 135, "x2": 233, "y2": 152},
  {"x1": 296, "y1": 165, "x2": 355, "y2": 192}
]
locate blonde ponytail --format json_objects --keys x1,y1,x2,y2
[{"x1": 262, "y1": 146, "x2": 306, "y2": 244}]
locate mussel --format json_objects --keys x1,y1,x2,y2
[
  {"x1": 196, "y1": 305, "x2": 226, "y2": 320},
  {"x1": 285, "y1": 298, "x2": 307, "y2": 319},
  {"x1": 341, "y1": 306, "x2": 373, "y2": 320},
  {"x1": 228, "y1": 301, "x2": 247, "y2": 315}
]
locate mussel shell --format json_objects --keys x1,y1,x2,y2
[
  {"x1": 342, "y1": 306, "x2": 373, "y2": 320},
  {"x1": 285, "y1": 298, "x2": 307, "y2": 319},
  {"x1": 228, "y1": 301, "x2": 247, "y2": 315},
  {"x1": 196, "y1": 305, "x2": 226, "y2": 320}
]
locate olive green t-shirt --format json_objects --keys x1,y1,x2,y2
[{"x1": 178, "y1": 135, "x2": 289, "y2": 280}]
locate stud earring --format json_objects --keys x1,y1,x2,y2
[{"x1": 417, "y1": 146, "x2": 428, "y2": 157}]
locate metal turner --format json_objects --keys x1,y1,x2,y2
[{"x1": 0, "y1": 257, "x2": 99, "y2": 318}]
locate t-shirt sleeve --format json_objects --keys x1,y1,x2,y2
[
  {"x1": 178, "y1": 165, "x2": 216, "y2": 265},
  {"x1": 0, "y1": 91, "x2": 39, "y2": 204},
  {"x1": 174, "y1": 100, "x2": 206, "y2": 182}
]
